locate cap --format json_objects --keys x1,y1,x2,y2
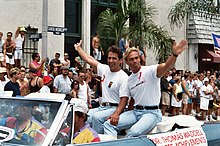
[
  {"x1": 72, "y1": 98, "x2": 88, "y2": 114},
  {"x1": 20, "y1": 27, "x2": 26, "y2": 32},
  {"x1": 204, "y1": 78, "x2": 209, "y2": 82},
  {"x1": 43, "y1": 76, "x2": 52, "y2": 85},
  {"x1": 60, "y1": 66, "x2": 69, "y2": 70},
  {"x1": 0, "y1": 67, "x2": 7, "y2": 73}
]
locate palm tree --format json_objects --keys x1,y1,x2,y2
[
  {"x1": 168, "y1": 0, "x2": 220, "y2": 29},
  {"x1": 97, "y1": 0, "x2": 173, "y2": 63}
]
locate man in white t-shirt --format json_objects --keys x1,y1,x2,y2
[
  {"x1": 74, "y1": 40, "x2": 129, "y2": 134},
  {"x1": 104, "y1": 40, "x2": 188, "y2": 137}
]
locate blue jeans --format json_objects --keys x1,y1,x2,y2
[
  {"x1": 88, "y1": 106, "x2": 116, "y2": 134},
  {"x1": 104, "y1": 109, "x2": 162, "y2": 137}
]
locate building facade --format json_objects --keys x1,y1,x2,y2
[{"x1": 0, "y1": 0, "x2": 189, "y2": 70}]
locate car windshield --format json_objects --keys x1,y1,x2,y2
[{"x1": 0, "y1": 96, "x2": 61, "y2": 145}]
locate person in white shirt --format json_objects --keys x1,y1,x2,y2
[
  {"x1": 40, "y1": 76, "x2": 53, "y2": 93},
  {"x1": 14, "y1": 27, "x2": 26, "y2": 68},
  {"x1": 197, "y1": 78, "x2": 212, "y2": 121},
  {"x1": 104, "y1": 40, "x2": 188, "y2": 137},
  {"x1": 74, "y1": 40, "x2": 129, "y2": 134},
  {"x1": 0, "y1": 32, "x2": 5, "y2": 67},
  {"x1": 53, "y1": 66, "x2": 71, "y2": 94},
  {"x1": 77, "y1": 70, "x2": 91, "y2": 108},
  {"x1": 196, "y1": 73, "x2": 204, "y2": 115}
]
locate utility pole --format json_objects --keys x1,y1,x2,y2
[{"x1": 42, "y1": 0, "x2": 48, "y2": 58}]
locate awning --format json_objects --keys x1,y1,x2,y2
[{"x1": 200, "y1": 50, "x2": 220, "y2": 63}]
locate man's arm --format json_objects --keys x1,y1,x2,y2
[
  {"x1": 74, "y1": 40, "x2": 99, "y2": 69},
  {"x1": 157, "y1": 40, "x2": 188, "y2": 78},
  {"x1": 107, "y1": 97, "x2": 128, "y2": 126},
  {"x1": 15, "y1": 27, "x2": 20, "y2": 38},
  {"x1": 87, "y1": 85, "x2": 92, "y2": 109}
]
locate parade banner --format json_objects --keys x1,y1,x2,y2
[
  {"x1": 212, "y1": 33, "x2": 220, "y2": 56},
  {"x1": 147, "y1": 127, "x2": 208, "y2": 146}
]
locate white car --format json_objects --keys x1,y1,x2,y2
[{"x1": 0, "y1": 93, "x2": 219, "y2": 146}]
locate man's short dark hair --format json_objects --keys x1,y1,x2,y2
[
  {"x1": 7, "y1": 32, "x2": 13, "y2": 36},
  {"x1": 107, "y1": 45, "x2": 123, "y2": 60},
  {"x1": 75, "y1": 111, "x2": 88, "y2": 122},
  {"x1": 55, "y1": 53, "x2": 60, "y2": 57},
  {"x1": 78, "y1": 70, "x2": 86, "y2": 74},
  {"x1": 32, "y1": 53, "x2": 39, "y2": 60}
]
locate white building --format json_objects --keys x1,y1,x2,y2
[{"x1": 0, "y1": 0, "x2": 192, "y2": 71}]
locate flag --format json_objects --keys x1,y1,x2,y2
[{"x1": 212, "y1": 33, "x2": 220, "y2": 56}]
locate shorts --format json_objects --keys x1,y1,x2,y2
[
  {"x1": 196, "y1": 96, "x2": 200, "y2": 104},
  {"x1": 208, "y1": 100, "x2": 214, "y2": 108},
  {"x1": 161, "y1": 91, "x2": 170, "y2": 106},
  {"x1": 182, "y1": 93, "x2": 188, "y2": 104},
  {"x1": 187, "y1": 91, "x2": 193, "y2": 104},
  {"x1": 6, "y1": 53, "x2": 14, "y2": 65},
  {"x1": 14, "y1": 49, "x2": 22, "y2": 59},
  {"x1": 0, "y1": 53, "x2": 4, "y2": 62},
  {"x1": 171, "y1": 94, "x2": 182, "y2": 108},
  {"x1": 200, "y1": 97, "x2": 209, "y2": 110}
]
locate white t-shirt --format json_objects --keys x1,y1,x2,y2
[
  {"x1": 128, "y1": 65, "x2": 160, "y2": 106},
  {"x1": 97, "y1": 63, "x2": 129, "y2": 104},
  {"x1": 39, "y1": 85, "x2": 51, "y2": 93},
  {"x1": 78, "y1": 81, "x2": 88, "y2": 103},
  {"x1": 196, "y1": 80, "x2": 203, "y2": 95},
  {"x1": 200, "y1": 84, "x2": 212, "y2": 99},
  {"x1": 15, "y1": 34, "x2": 24, "y2": 49}
]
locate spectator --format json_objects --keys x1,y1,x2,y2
[
  {"x1": 17, "y1": 70, "x2": 29, "y2": 96},
  {"x1": 171, "y1": 76, "x2": 183, "y2": 116},
  {"x1": 40, "y1": 76, "x2": 53, "y2": 93},
  {"x1": 29, "y1": 53, "x2": 46, "y2": 77},
  {"x1": 77, "y1": 70, "x2": 91, "y2": 108},
  {"x1": 14, "y1": 27, "x2": 26, "y2": 68},
  {"x1": 49, "y1": 52, "x2": 62, "y2": 70},
  {"x1": 196, "y1": 78, "x2": 212, "y2": 121},
  {"x1": 4, "y1": 67, "x2": 20, "y2": 97},
  {"x1": 53, "y1": 66, "x2": 71, "y2": 94},
  {"x1": 160, "y1": 74, "x2": 172, "y2": 116},
  {"x1": 0, "y1": 67, "x2": 9, "y2": 91},
  {"x1": 3, "y1": 32, "x2": 16, "y2": 72},
  {"x1": 92, "y1": 33, "x2": 104, "y2": 61},
  {"x1": 0, "y1": 32, "x2": 5, "y2": 67},
  {"x1": 29, "y1": 68, "x2": 44, "y2": 93},
  {"x1": 70, "y1": 80, "x2": 79, "y2": 98},
  {"x1": 61, "y1": 53, "x2": 70, "y2": 68}
]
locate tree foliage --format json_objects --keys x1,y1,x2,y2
[
  {"x1": 97, "y1": 0, "x2": 173, "y2": 63},
  {"x1": 169, "y1": 0, "x2": 220, "y2": 29}
]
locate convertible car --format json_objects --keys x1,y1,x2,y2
[{"x1": 0, "y1": 93, "x2": 219, "y2": 146}]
